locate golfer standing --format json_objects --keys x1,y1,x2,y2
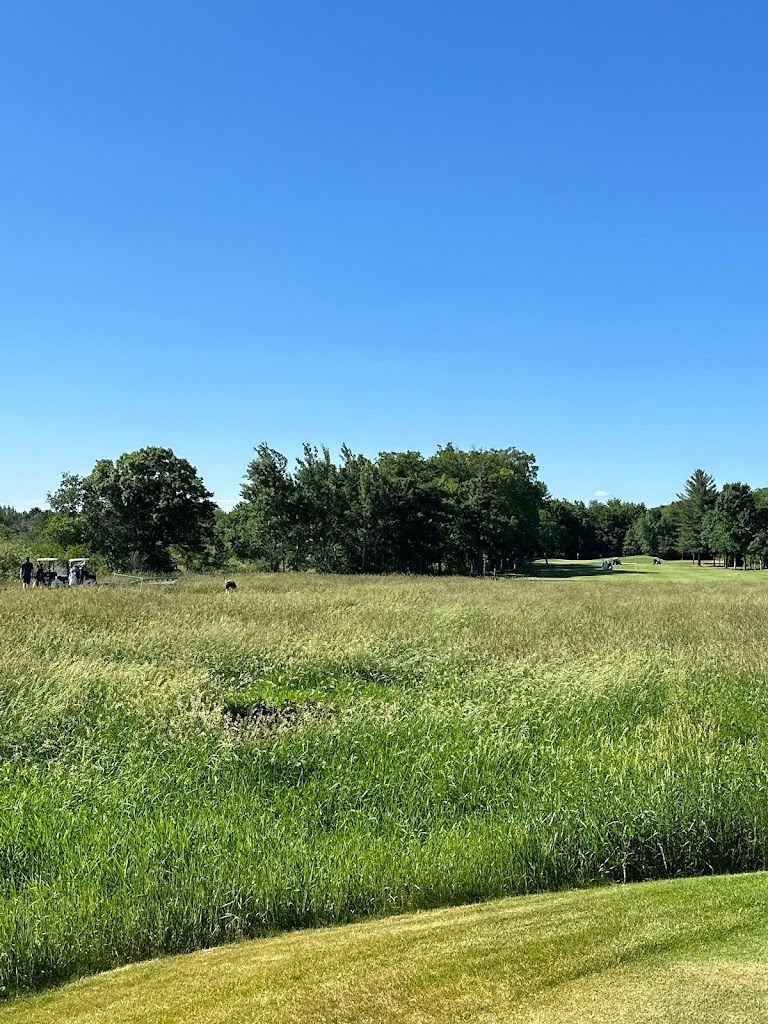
[{"x1": 19, "y1": 557, "x2": 33, "y2": 589}]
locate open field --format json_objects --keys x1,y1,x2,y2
[
  {"x1": 4, "y1": 872, "x2": 768, "y2": 1023},
  {"x1": 4, "y1": 561, "x2": 768, "y2": 1000}
]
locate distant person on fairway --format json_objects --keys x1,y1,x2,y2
[
  {"x1": 34, "y1": 563, "x2": 45, "y2": 587},
  {"x1": 19, "y1": 557, "x2": 33, "y2": 589}
]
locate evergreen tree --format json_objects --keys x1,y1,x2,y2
[{"x1": 676, "y1": 469, "x2": 717, "y2": 565}]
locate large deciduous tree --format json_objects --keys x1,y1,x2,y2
[
  {"x1": 623, "y1": 506, "x2": 679, "y2": 559},
  {"x1": 337, "y1": 447, "x2": 382, "y2": 572},
  {"x1": 228, "y1": 444, "x2": 297, "y2": 571},
  {"x1": 588, "y1": 499, "x2": 645, "y2": 557},
  {"x1": 81, "y1": 447, "x2": 215, "y2": 572},
  {"x1": 376, "y1": 450, "x2": 444, "y2": 574},
  {"x1": 433, "y1": 445, "x2": 544, "y2": 573},
  {"x1": 705, "y1": 482, "x2": 756, "y2": 569},
  {"x1": 46, "y1": 472, "x2": 87, "y2": 550},
  {"x1": 293, "y1": 445, "x2": 345, "y2": 571},
  {"x1": 538, "y1": 503, "x2": 568, "y2": 563}
]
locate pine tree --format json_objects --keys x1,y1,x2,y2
[{"x1": 677, "y1": 469, "x2": 717, "y2": 565}]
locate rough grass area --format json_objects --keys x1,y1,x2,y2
[
  {"x1": 4, "y1": 873, "x2": 768, "y2": 1023},
  {"x1": 3, "y1": 564, "x2": 768, "y2": 996}
]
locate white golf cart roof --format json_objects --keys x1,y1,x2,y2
[{"x1": 36, "y1": 557, "x2": 91, "y2": 567}]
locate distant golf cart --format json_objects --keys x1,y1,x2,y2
[{"x1": 36, "y1": 557, "x2": 96, "y2": 587}]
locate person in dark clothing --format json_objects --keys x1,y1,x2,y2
[
  {"x1": 20, "y1": 557, "x2": 33, "y2": 589},
  {"x1": 34, "y1": 563, "x2": 45, "y2": 587}
]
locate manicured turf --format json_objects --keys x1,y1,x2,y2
[
  {"x1": 527, "y1": 554, "x2": 766, "y2": 583},
  {"x1": 3, "y1": 873, "x2": 768, "y2": 1022},
  {"x1": 3, "y1": 562, "x2": 768, "y2": 997}
]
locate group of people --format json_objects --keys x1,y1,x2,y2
[{"x1": 19, "y1": 557, "x2": 96, "y2": 588}]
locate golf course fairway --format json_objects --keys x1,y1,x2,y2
[{"x1": 4, "y1": 873, "x2": 768, "y2": 1023}]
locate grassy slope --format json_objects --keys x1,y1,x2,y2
[
  {"x1": 5, "y1": 562, "x2": 768, "y2": 995},
  {"x1": 4, "y1": 873, "x2": 768, "y2": 1023}
]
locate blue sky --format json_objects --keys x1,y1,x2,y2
[{"x1": 2, "y1": 1, "x2": 767, "y2": 510}]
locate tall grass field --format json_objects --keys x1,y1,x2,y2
[{"x1": 3, "y1": 561, "x2": 768, "y2": 998}]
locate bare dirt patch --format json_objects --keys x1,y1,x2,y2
[{"x1": 222, "y1": 699, "x2": 328, "y2": 733}]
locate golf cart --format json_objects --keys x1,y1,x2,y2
[
  {"x1": 69, "y1": 558, "x2": 96, "y2": 585},
  {"x1": 35, "y1": 557, "x2": 96, "y2": 587},
  {"x1": 36, "y1": 557, "x2": 67, "y2": 587}
]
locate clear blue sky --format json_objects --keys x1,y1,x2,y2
[{"x1": 3, "y1": 1, "x2": 767, "y2": 511}]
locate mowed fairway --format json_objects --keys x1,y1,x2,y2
[
  {"x1": 4, "y1": 873, "x2": 768, "y2": 1023},
  {"x1": 4, "y1": 561, "x2": 768, "y2": 1002}
]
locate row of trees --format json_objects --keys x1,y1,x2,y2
[
  {"x1": 541, "y1": 470, "x2": 768, "y2": 569},
  {"x1": 676, "y1": 471, "x2": 768, "y2": 569},
  {"x1": 3, "y1": 446, "x2": 768, "y2": 574},
  {"x1": 4, "y1": 444, "x2": 545, "y2": 575},
  {"x1": 224, "y1": 443, "x2": 544, "y2": 574}
]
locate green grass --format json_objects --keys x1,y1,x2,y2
[
  {"x1": 4, "y1": 563, "x2": 768, "y2": 998},
  {"x1": 528, "y1": 556, "x2": 762, "y2": 582},
  {"x1": 4, "y1": 873, "x2": 768, "y2": 1022}
]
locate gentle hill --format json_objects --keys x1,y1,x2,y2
[{"x1": 4, "y1": 874, "x2": 768, "y2": 1023}]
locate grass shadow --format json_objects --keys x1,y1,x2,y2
[{"x1": 510, "y1": 563, "x2": 650, "y2": 579}]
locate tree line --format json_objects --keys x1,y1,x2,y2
[
  {"x1": 2, "y1": 447, "x2": 768, "y2": 575},
  {"x1": 541, "y1": 469, "x2": 768, "y2": 569}
]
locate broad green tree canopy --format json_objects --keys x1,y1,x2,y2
[{"x1": 81, "y1": 447, "x2": 216, "y2": 572}]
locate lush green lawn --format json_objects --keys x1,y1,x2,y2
[
  {"x1": 528, "y1": 555, "x2": 768, "y2": 583},
  {"x1": 4, "y1": 563, "x2": 768, "y2": 998},
  {"x1": 4, "y1": 873, "x2": 768, "y2": 1023}
]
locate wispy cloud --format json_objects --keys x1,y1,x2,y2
[
  {"x1": 593, "y1": 489, "x2": 609, "y2": 498},
  {"x1": 216, "y1": 498, "x2": 240, "y2": 510}
]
